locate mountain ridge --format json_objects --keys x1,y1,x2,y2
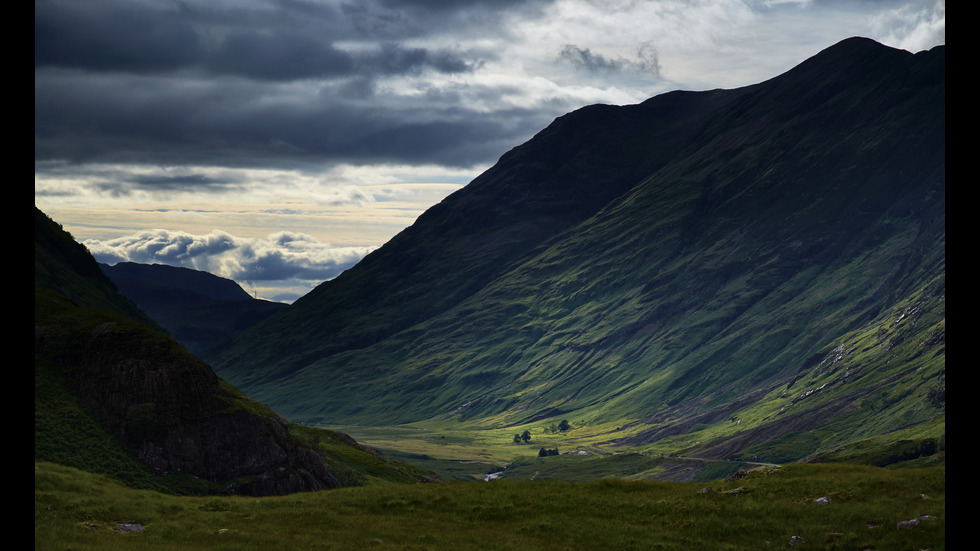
[
  {"x1": 102, "y1": 262, "x2": 255, "y2": 303},
  {"x1": 100, "y1": 261, "x2": 286, "y2": 355},
  {"x1": 205, "y1": 37, "x2": 944, "y2": 463}
]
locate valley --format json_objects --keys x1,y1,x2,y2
[{"x1": 36, "y1": 35, "x2": 944, "y2": 550}]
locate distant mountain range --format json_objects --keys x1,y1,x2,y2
[
  {"x1": 100, "y1": 262, "x2": 286, "y2": 356},
  {"x1": 204, "y1": 37, "x2": 944, "y2": 464}
]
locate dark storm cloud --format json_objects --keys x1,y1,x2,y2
[
  {"x1": 34, "y1": 0, "x2": 548, "y2": 170},
  {"x1": 129, "y1": 173, "x2": 229, "y2": 189},
  {"x1": 206, "y1": 33, "x2": 475, "y2": 80},
  {"x1": 36, "y1": 0, "x2": 478, "y2": 80},
  {"x1": 376, "y1": 0, "x2": 539, "y2": 9},
  {"x1": 207, "y1": 32, "x2": 356, "y2": 80},
  {"x1": 558, "y1": 45, "x2": 625, "y2": 73},
  {"x1": 91, "y1": 173, "x2": 238, "y2": 196},
  {"x1": 558, "y1": 43, "x2": 663, "y2": 77},
  {"x1": 35, "y1": 1, "x2": 203, "y2": 72},
  {"x1": 347, "y1": 0, "x2": 553, "y2": 35},
  {"x1": 367, "y1": 43, "x2": 476, "y2": 75},
  {"x1": 34, "y1": 68, "x2": 546, "y2": 168}
]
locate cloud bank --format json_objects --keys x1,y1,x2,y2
[
  {"x1": 86, "y1": 229, "x2": 375, "y2": 302},
  {"x1": 34, "y1": 0, "x2": 559, "y2": 170}
]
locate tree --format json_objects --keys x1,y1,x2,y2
[
  {"x1": 521, "y1": 430, "x2": 531, "y2": 443},
  {"x1": 513, "y1": 434, "x2": 522, "y2": 444},
  {"x1": 558, "y1": 419, "x2": 571, "y2": 432}
]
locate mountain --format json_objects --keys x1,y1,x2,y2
[
  {"x1": 205, "y1": 38, "x2": 944, "y2": 463},
  {"x1": 35, "y1": 207, "x2": 435, "y2": 495},
  {"x1": 100, "y1": 262, "x2": 286, "y2": 356},
  {"x1": 101, "y1": 262, "x2": 254, "y2": 304}
]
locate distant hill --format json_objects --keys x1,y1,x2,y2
[
  {"x1": 102, "y1": 262, "x2": 254, "y2": 303},
  {"x1": 205, "y1": 38, "x2": 944, "y2": 465},
  {"x1": 35, "y1": 207, "x2": 436, "y2": 495},
  {"x1": 100, "y1": 262, "x2": 286, "y2": 356}
]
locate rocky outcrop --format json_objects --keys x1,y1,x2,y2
[{"x1": 35, "y1": 291, "x2": 341, "y2": 496}]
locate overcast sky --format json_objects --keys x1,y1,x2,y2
[{"x1": 35, "y1": 0, "x2": 945, "y2": 302}]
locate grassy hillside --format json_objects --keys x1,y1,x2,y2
[
  {"x1": 35, "y1": 209, "x2": 158, "y2": 330},
  {"x1": 36, "y1": 460, "x2": 944, "y2": 550}
]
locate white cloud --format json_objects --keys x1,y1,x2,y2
[{"x1": 869, "y1": 1, "x2": 945, "y2": 53}]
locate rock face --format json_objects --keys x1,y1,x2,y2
[
  {"x1": 112, "y1": 328, "x2": 334, "y2": 491},
  {"x1": 36, "y1": 289, "x2": 342, "y2": 496}
]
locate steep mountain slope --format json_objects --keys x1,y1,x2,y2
[
  {"x1": 206, "y1": 38, "x2": 944, "y2": 461},
  {"x1": 101, "y1": 262, "x2": 286, "y2": 355},
  {"x1": 35, "y1": 208, "x2": 435, "y2": 495},
  {"x1": 36, "y1": 212, "x2": 159, "y2": 331}
]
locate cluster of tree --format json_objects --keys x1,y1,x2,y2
[
  {"x1": 544, "y1": 420, "x2": 572, "y2": 434},
  {"x1": 538, "y1": 447, "x2": 560, "y2": 457},
  {"x1": 514, "y1": 420, "x2": 572, "y2": 444}
]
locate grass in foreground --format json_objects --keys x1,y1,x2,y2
[{"x1": 36, "y1": 460, "x2": 943, "y2": 550}]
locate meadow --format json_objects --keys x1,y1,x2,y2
[{"x1": 36, "y1": 460, "x2": 943, "y2": 550}]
